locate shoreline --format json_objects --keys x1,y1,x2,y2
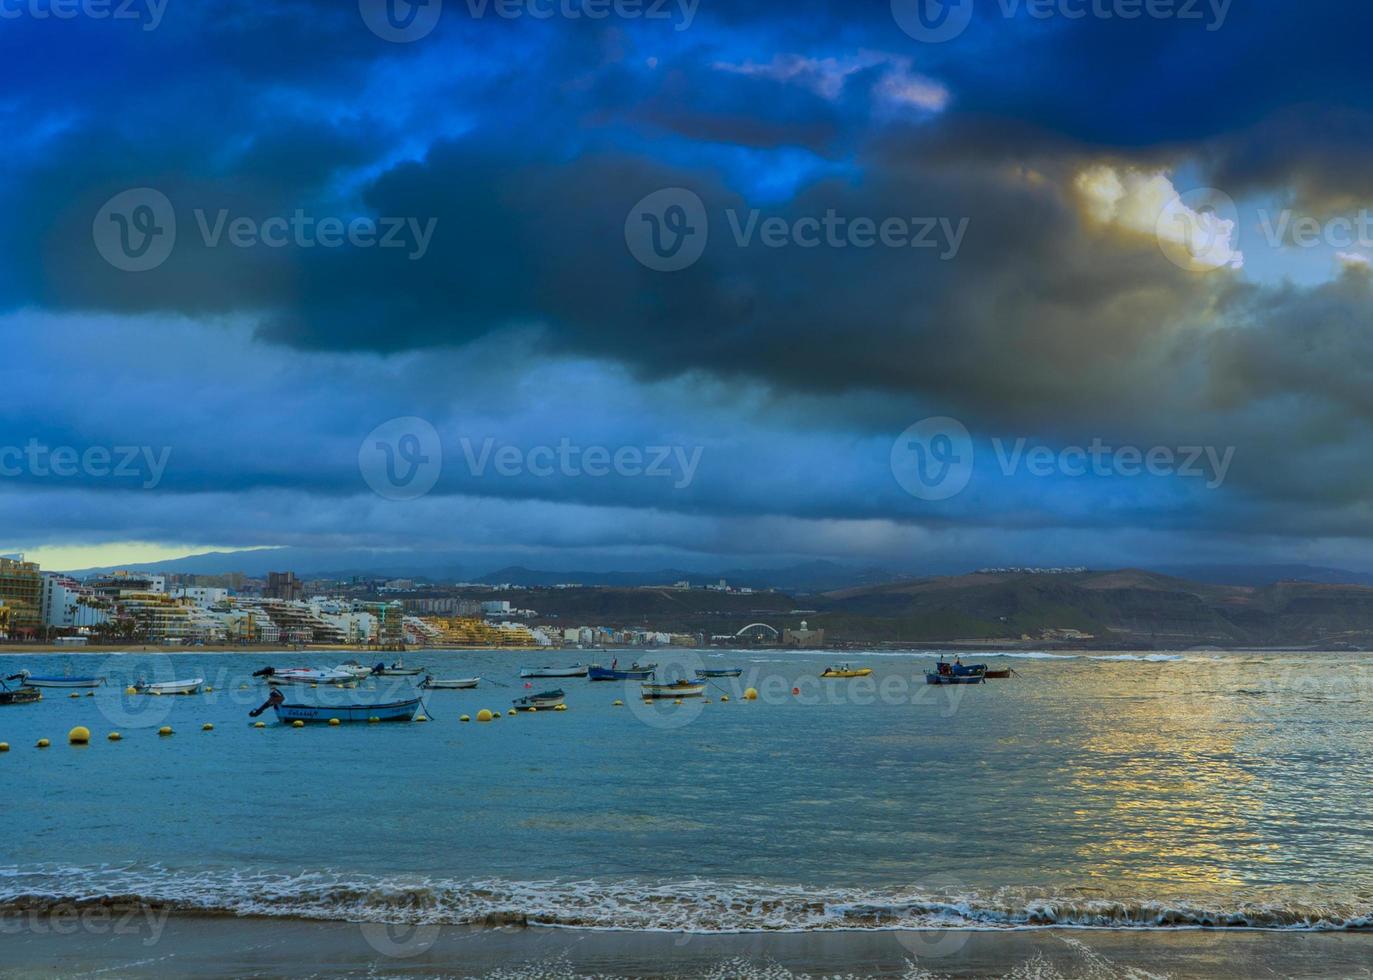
[
  {"x1": 0, "y1": 643, "x2": 1349, "y2": 655},
  {"x1": 4, "y1": 915, "x2": 1370, "y2": 978}
]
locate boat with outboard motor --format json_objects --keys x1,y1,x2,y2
[
  {"x1": 0, "y1": 675, "x2": 41, "y2": 706},
  {"x1": 249, "y1": 687, "x2": 422, "y2": 723},
  {"x1": 253, "y1": 666, "x2": 357, "y2": 687},
  {"x1": 371, "y1": 659, "x2": 426, "y2": 677},
  {"x1": 419, "y1": 675, "x2": 479, "y2": 690},
  {"x1": 6, "y1": 670, "x2": 104, "y2": 689}
]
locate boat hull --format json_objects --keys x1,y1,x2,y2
[
  {"x1": 925, "y1": 673, "x2": 985, "y2": 685},
  {"x1": 983, "y1": 669, "x2": 1011, "y2": 679},
  {"x1": 588, "y1": 666, "x2": 654, "y2": 681},
  {"x1": 820, "y1": 669, "x2": 872, "y2": 678},
  {"x1": 520, "y1": 667, "x2": 587, "y2": 678},
  {"x1": 420, "y1": 678, "x2": 479, "y2": 689},
  {"x1": 0, "y1": 688, "x2": 42, "y2": 705},
  {"x1": 695, "y1": 669, "x2": 742, "y2": 678},
  {"x1": 266, "y1": 672, "x2": 356, "y2": 686},
  {"x1": 272, "y1": 697, "x2": 421, "y2": 723},
  {"x1": 641, "y1": 683, "x2": 705, "y2": 699},
  {"x1": 16, "y1": 676, "x2": 104, "y2": 689},
  {"x1": 513, "y1": 688, "x2": 565, "y2": 710},
  {"x1": 137, "y1": 679, "x2": 204, "y2": 695}
]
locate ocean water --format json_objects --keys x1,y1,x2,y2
[{"x1": 2, "y1": 648, "x2": 1371, "y2": 935}]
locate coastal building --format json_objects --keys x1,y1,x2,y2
[
  {"x1": 0, "y1": 556, "x2": 42, "y2": 639},
  {"x1": 264, "y1": 571, "x2": 304, "y2": 602},
  {"x1": 40, "y1": 573, "x2": 110, "y2": 630},
  {"x1": 783, "y1": 620, "x2": 825, "y2": 649}
]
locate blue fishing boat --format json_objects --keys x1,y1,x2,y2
[
  {"x1": 695, "y1": 668, "x2": 742, "y2": 678},
  {"x1": 588, "y1": 663, "x2": 655, "y2": 681},
  {"x1": 926, "y1": 660, "x2": 987, "y2": 685},
  {"x1": 248, "y1": 688, "x2": 423, "y2": 723}
]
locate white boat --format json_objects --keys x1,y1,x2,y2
[
  {"x1": 5, "y1": 670, "x2": 105, "y2": 690},
  {"x1": 254, "y1": 666, "x2": 357, "y2": 686},
  {"x1": 333, "y1": 661, "x2": 376, "y2": 679},
  {"x1": 419, "y1": 675, "x2": 479, "y2": 690},
  {"x1": 134, "y1": 678, "x2": 204, "y2": 696},
  {"x1": 519, "y1": 664, "x2": 588, "y2": 678},
  {"x1": 641, "y1": 680, "x2": 705, "y2": 699}
]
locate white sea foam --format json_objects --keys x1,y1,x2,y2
[{"x1": 1, "y1": 866, "x2": 1368, "y2": 934}]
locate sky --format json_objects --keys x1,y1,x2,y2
[{"x1": 4, "y1": 0, "x2": 1373, "y2": 576}]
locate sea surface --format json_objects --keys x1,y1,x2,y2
[{"x1": 2, "y1": 648, "x2": 1371, "y2": 938}]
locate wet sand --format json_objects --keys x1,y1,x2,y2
[{"x1": 3, "y1": 915, "x2": 1369, "y2": 978}]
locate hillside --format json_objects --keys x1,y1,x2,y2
[{"x1": 810, "y1": 570, "x2": 1373, "y2": 648}]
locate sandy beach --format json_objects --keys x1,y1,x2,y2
[{"x1": 4, "y1": 915, "x2": 1370, "y2": 978}]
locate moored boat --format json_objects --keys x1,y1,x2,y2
[
  {"x1": 925, "y1": 671, "x2": 985, "y2": 685},
  {"x1": 372, "y1": 660, "x2": 426, "y2": 676},
  {"x1": 254, "y1": 666, "x2": 357, "y2": 686},
  {"x1": 588, "y1": 663, "x2": 655, "y2": 681},
  {"x1": 695, "y1": 667, "x2": 742, "y2": 678},
  {"x1": 820, "y1": 666, "x2": 872, "y2": 678},
  {"x1": 520, "y1": 664, "x2": 588, "y2": 679},
  {"x1": 0, "y1": 676, "x2": 41, "y2": 706},
  {"x1": 249, "y1": 688, "x2": 422, "y2": 723},
  {"x1": 641, "y1": 680, "x2": 705, "y2": 699},
  {"x1": 983, "y1": 668, "x2": 1012, "y2": 679},
  {"x1": 133, "y1": 677, "x2": 204, "y2": 695},
  {"x1": 333, "y1": 660, "x2": 376, "y2": 679},
  {"x1": 420, "y1": 675, "x2": 479, "y2": 689},
  {"x1": 513, "y1": 688, "x2": 565, "y2": 710},
  {"x1": 6, "y1": 670, "x2": 104, "y2": 689}
]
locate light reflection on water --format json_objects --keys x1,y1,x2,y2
[{"x1": 1, "y1": 648, "x2": 1370, "y2": 925}]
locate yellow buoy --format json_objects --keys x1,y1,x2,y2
[
  {"x1": 673, "y1": 699, "x2": 683, "y2": 705},
  {"x1": 68, "y1": 726, "x2": 91, "y2": 745},
  {"x1": 460, "y1": 714, "x2": 471, "y2": 722},
  {"x1": 125, "y1": 686, "x2": 137, "y2": 694},
  {"x1": 0, "y1": 742, "x2": 9, "y2": 752},
  {"x1": 86, "y1": 692, "x2": 95, "y2": 697},
  {"x1": 292, "y1": 720, "x2": 305, "y2": 728},
  {"x1": 108, "y1": 732, "x2": 122, "y2": 741},
  {"x1": 721, "y1": 695, "x2": 729, "y2": 702},
  {"x1": 415, "y1": 715, "x2": 428, "y2": 723},
  {"x1": 743, "y1": 688, "x2": 758, "y2": 700},
  {"x1": 476, "y1": 709, "x2": 494, "y2": 722},
  {"x1": 36, "y1": 738, "x2": 50, "y2": 748},
  {"x1": 158, "y1": 726, "x2": 173, "y2": 736},
  {"x1": 311, "y1": 683, "x2": 318, "y2": 688},
  {"x1": 205, "y1": 687, "x2": 214, "y2": 693},
  {"x1": 253, "y1": 721, "x2": 266, "y2": 728},
  {"x1": 528, "y1": 706, "x2": 538, "y2": 713},
  {"x1": 507, "y1": 709, "x2": 516, "y2": 716},
  {"x1": 202, "y1": 723, "x2": 214, "y2": 731},
  {"x1": 328, "y1": 718, "x2": 340, "y2": 726},
  {"x1": 68, "y1": 692, "x2": 80, "y2": 699},
  {"x1": 555, "y1": 704, "x2": 567, "y2": 711},
  {"x1": 239, "y1": 684, "x2": 248, "y2": 690},
  {"x1": 612, "y1": 699, "x2": 623, "y2": 706}
]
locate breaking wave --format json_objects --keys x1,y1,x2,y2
[{"x1": 1, "y1": 866, "x2": 1368, "y2": 933}]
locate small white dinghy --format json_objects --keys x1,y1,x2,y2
[
  {"x1": 419, "y1": 675, "x2": 479, "y2": 690},
  {"x1": 133, "y1": 678, "x2": 204, "y2": 696}
]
